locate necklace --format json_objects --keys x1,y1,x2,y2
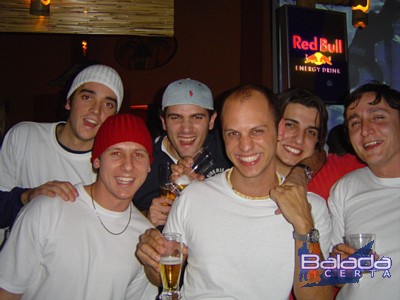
[
  {"x1": 226, "y1": 168, "x2": 282, "y2": 200},
  {"x1": 90, "y1": 184, "x2": 132, "y2": 235}
]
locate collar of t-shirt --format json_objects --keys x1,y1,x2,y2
[{"x1": 160, "y1": 136, "x2": 178, "y2": 163}]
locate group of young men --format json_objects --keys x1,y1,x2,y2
[{"x1": 0, "y1": 63, "x2": 399, "y2": 300}]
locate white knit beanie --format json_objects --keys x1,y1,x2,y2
[{"x1": 67, "y1": 65, "x2": 124, "y2": 112}]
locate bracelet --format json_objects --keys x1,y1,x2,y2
[{"x1": 294, "y1": 163, "x2": 314, "y2": 183}]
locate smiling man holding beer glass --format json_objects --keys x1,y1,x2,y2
[{"x1": 136, "y1": 85, "x2": 332, "y2": 299}]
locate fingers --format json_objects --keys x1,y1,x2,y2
[
  {"x1": 331, "y1": 243, "x2": 356, "y2": 260},
  {"x1": 136, "y1": 228, "x2": 165, "y2": 272},
  {"x1": 170, "y1": 163, "x2": 185, "y2": 182},
  {"x1": 270, "y1": 183, "x2": 313, "y2": 232},
  {"x1": 29, "y1": 181, "x2": 79, "y2": 202},
  {"x1": 170, "y1": 158, "x2": 193, "y2": 182},
  {"x1": 182, "y1": 244, "x2": 189, "y2": 256},
  {"x1": 336, "y1": 243, "x2": 356, "y2": 255},
  {"x1": 187, "y1": 172, "x2": 205, "y2": 182},
  {"x1": 147, "y1": 197, "x2": 172, "y2": 226},
  {"x1": 332, "y1": 243, "x2": 380, "y2": 261}
]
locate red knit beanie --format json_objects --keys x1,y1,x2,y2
[{"x1": 91, "y1": 114, "x2": 153, "y2": 163}]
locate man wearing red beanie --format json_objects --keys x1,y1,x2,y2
[{"x1": 0, "y1": 114, "x2": 158, "y2": 300}]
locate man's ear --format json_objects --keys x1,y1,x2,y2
[
  {"x1": 208, "y1": 112, "x2": 217, "y2": 130},
  {"x1": 65, "y1": 98, "x2": 71, "y2": 111},
  {"x1": 93, "y1": 157, "x2": 100, "y2": 170},
  {"x1": 277, "y1": 119, "x2": 285, "y2": 142},
  {"x1": 160, "y1": 114, "x2": 167, "y2": 131}
]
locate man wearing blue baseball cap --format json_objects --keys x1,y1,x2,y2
[{"x1": 133, "y1": 78, "x2": 231, "y2": 226}]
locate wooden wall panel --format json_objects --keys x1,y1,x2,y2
[{"x1": 0, "y1": 0, "x2": 173, "y2": 36}]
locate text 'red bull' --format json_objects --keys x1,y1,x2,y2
[{"x1": 292, "y1": 35, "x2": 343, "y2": 54}]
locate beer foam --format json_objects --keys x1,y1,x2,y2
[
  {"x1": 174, "y1": 174, "x2": 191, "y2": 185},
  {"x1": 160, "y1": 256, "x2": 181, "y2": 265}
]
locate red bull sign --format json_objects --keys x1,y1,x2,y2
[
  {"x1": 305, "y1": 52, "x2": 332, "y2": 66},
  {"x1": 293, "y1": 36, "x2": 343, "y2": 54},
  {"x1": 277, "y1": 5, "x2": 349, "y2": 103}
]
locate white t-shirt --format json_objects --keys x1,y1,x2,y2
[
  {"x1": 164, "y1": 170, "x2": 332, "y2": 300},
  {"x1": 329, "y1": 167, "x2": 400, "y2": 299},
  {"x1": 0, "y1": 121, "x2": 96, "y2": 190},
  {"x1": 0, "y1": 184, "x2": 157, "y2": 300}
]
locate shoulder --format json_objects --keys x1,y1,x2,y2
[
  {"x1": 329, "y1": 167, "x2": 370, "y2": 203},
  {"x1": 307, "y1": 192, "x2": 328, "y2": 210},
  {"x1": 335, "y1": 166, "x2": 369, "y2": 186},
  {"x1": 17, "y1": 194, "x2": 67, "y2": 225},
  {"x1": 10, "y1": 121, "x2": 55, "y2": 132},
  {"x1": 178, "y1": 171, "x2": 227, "y2": 199},
  {"x1": 5, "y1": 122, "x2": 57, "y2": 139}
]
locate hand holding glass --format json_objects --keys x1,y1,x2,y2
[
  {"x1": 344, "y1": 233, "x2": 376, "y2": 252},
  {"x1": 174, "y1": 148, "x2": 214, "y2": 190},
  {"x1": 159, "y1": 233, "x2": 183, "y2": 300},
  {"x1": 344, "y1": 233, "x2": 376, "y2": 269},
  {"x1": 159, "y1": 163, "x2": 180, "y2": 202}
]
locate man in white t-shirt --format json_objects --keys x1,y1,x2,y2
[
  {"x1": 0, "y1": 64, "x2": 123, "y2": 231},
  {"x1": 0, "y1": 114, "x2": 157, "y2": 300},
  {"x1": 329, "y1": 82, "x2": 400, "y2": 299},
  {"x1": 136, "y1": 84, "x2": 333, "y2": 299}
]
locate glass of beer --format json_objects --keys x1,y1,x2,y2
[
  {"x1": 174, "y1": 147, "x2": 215, "y2": 190},
  {"x1": 160, "y1": 183, "x2": 180, "y2": 201},
  {"x1": 159, "y1": 233, "x2": 183, "y2": 299},
  {"x1": 159, "y1": 163, "x2": 180, "y2": 202},
  {"x1": 344, "y1": 233, "x2": 376, "y2": 270}
]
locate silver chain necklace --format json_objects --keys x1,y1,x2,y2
[{"x1": 90, "y1": 184, "x2": 132, "y2": 235}]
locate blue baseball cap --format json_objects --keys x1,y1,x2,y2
[{"x1": 162, "y1": 78, "x2": 214, "y2": 110}]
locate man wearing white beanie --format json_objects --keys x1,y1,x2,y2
[{"x1": 0, "y1": 64, "x2": 124, "y2": 234}]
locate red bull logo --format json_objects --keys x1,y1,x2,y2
[
  {"x1": 305, "y1": 52, "x2": 332, "y2": 66},
  {"x1": 292, "y1": 35, "x2": 343, "y2": 54},
  {"x1": 292, "y1": 35, "x2": 343, "y2": 66}
]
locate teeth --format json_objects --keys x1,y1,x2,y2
[
  {"x1": 85, "y1": 118, "x2": 98, "y2": 125},
  {"x1": 116, "y1": 177, "x2": 134, "y2": 184},
  {"x1": 238, "y1": 154, "x2": 260, "y2": 163},
  {"x1": 284, "y1": 145, "x2": 301, "y2": 154},
  {"x1": 178, "y1": 137, "x2": 196, "y2": 143},
  {"x1": 364, "y1": 140, "x2": 381, "y2": 148}
]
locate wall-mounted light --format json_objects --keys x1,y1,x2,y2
[
  {"x1": 82, "y1": 40, "x2": 88, "y2": 58},
  {"x1": 30, "y1": 0, "x2": 51, "y2": 16},
  {"x1": 351, "y1": 0, "x2": 370, "y2": 29}
]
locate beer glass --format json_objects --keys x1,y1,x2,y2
[
  {"x1": 174, "y1": 147, "x2": 214, "y2": 190},
  {"x1": 159, "y1": 233, "x2": 183, "y2": 299},
  {"x1": 191, "y1": 147, "x2": 214, "y2": 175},
  {"x1": 344, "y1": 233, "x2": 376, "y2": 269},
  {"x1": 344, "y1": 233, "x2": 376, "y2": 252},
  {"x1": 159, "y1": 163, "x2": 180, "y2": 202}
]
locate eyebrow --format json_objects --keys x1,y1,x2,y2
[
  {"x1": 346, "y1": 107, "x2": 390, "y2": 122},
  {"x1": 79, "y1": 88, "x2": 117, "y2": 104},
  {"x1": 285, "y1": 118, "x2": 319, "y2": 131},
  {"x1": 166, "y1": 112, "x2": 207, "y2": 117}
]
